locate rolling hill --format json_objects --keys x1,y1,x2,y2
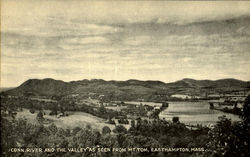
[{"x1": 3, "y1": 78, "x2": 250, "y2": 100}]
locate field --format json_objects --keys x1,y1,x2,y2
[
  {"x1": 106, "y1": 106, "x2": 127, "y2": 111},
  {"x1": 16, "y1": 109, "x2": 116, "y2": 131}
]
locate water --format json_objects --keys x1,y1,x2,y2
[{"x1": 159, "y1": 101, "x2": 241, "y2": 125}]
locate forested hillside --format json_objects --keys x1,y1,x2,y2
[{"x1": 4, "y1": 78, "x2": 250, "y2": 100}]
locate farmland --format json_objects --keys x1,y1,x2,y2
[{"x1": 16, "y1": 109, "x2": 116, "y2": 131}]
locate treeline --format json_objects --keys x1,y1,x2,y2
[
  {"x1": 1, "y1": 113, "x2": 208, "y2": 157},
  {"x1": 0, "y1": 96, "x2": 165, "y2": 121},
  {"x1": 0, "y1": 97, "x2": 121, "y2": 120}
]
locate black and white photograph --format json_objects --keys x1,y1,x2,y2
[{"x1": 1, "y1": 0, "x2": 250, "y2": 157}]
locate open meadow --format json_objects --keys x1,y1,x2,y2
[{"x1": 16, "y1": 109, "x2": 116, "y2": 131}]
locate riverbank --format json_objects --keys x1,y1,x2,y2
[
  {"x1": 159, "y1": 101, "x2": 241, "y2": 126},
  {"x1": 213, "y1": 107, "x2": 242, "y2": 116}
]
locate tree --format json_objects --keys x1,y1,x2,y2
[
  {"x1": 36, "y1": 111, "x2": 44, "y2": 122},
  {"x1": 162, "y1": 102, "x2": 169, "y2": 108},
  {"x1": 172, "y1": 116, "x2": 179, "y2": 123},
  {"x1": 49, "y1": 104, "x2": 58, "y2": 115},
  {"x1": 131, "y1": 120, "x2": 135, "y2": 128},
  {"x1": 206, "y1": 96, "x2": 250, "y2": 157},
  {"x1": 29, "y1": 108, "x2": 35, "y2": 114},
  {"x1": 102, "y1": 126, "x2": 111, "y2": 135},
  {"x1": 113, "y1": 125, "x2": 127, "y2": 134},
  {"x1": 99, "y1": 104, "x2": 107, "y2": 115},
  {"x1": 108, "y1": 117, "x2": 115, "y2": 124},
  {"x1": 48, "y1": 123, "x2": 58, "y2": 135},
  {"x1": 242, "y1": 95, "x2": 250, "y2": 126},
  {"x1": 209, "y1": 102, "x2": 214, "y2": 109},
  {"x1": 1, "y1": 117, "x2": 19, "y2": 156},
  {"x1": 72, "y1": 126, "x2": 82, "y2": 135}
]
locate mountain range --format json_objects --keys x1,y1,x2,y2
[{"x1": 3, "y1": 78, "x2": 250, "y2": 100}]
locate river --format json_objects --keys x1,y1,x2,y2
[
  {"x1": 124, "y1": 101, "x2": 241, "y2": 125},
  {"x1": 159, "y1": 101, "x2": 241, "y2": 125}
]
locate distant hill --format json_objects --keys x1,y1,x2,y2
[
  {"x1": 3, "y1": 78, "x2": 250, "y2": 100},
  {"x1": 0, "y1": 87, "x2": 15, "y2": 92},
  {"x1": 167, "y1": 78, "x2": 250, "y2": 96},
  {"x1": 5, "y1": 78, "x2": 74, "y2": 96},
  {"x1": 171, "y1": 78, "x2": 249, "y2": 90}
]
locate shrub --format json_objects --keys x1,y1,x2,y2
[
  {"x1": 113, "y1": 125, "x2": 127, "y2": 134},
  {"x1": 172, "y1": 116, "x2": 179, "y2": 123},
  {"x1": 108, "y1": 119, "x2": 115, "y2": 124},
  {"x1": 49, "y1": 110, "x2": 57, "y2": 115},
  {"x1": 37, "y1": 111, "x2": 44, "y2": 119},
  {"x1": 102, "y1": 126, "x2": 111, "y2": 135},
  {"x1": 29, "y1": 108, "x2": 35, "y2": 114}
]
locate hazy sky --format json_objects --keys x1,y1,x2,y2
[{"x1": 1, "y1": 0, "x2": 250, "y2": 87}]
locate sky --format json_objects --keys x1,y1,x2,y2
[{"x1": 1, "y1": 0, "x2": 250, "y2": 87}]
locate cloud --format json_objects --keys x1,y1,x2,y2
[
  {"x1": 1, "y1": 0, "x2": 250, "y2": 86},
  {"x1": 2, "y1": 0, "x2": 250, "y2": 27},
  {"x1": 3, "y1": 20, "x2": 121, "y2": 38},
  {"x1": 123, "y1": 36, "x2": 152, "y2": 46},
  {"x1": 60, "y1": 36, "x2": 110, "y2": 50}
]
